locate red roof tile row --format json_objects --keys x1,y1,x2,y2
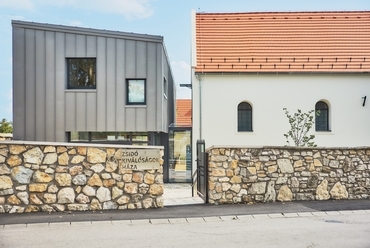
[
  {"x1": 195, "y1": 11, "x2": 370, "y2": 73},
  {"x1": 176, "y1": 99, "x2": 192, "y2": 127}
]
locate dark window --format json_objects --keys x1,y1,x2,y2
[
  {"x1": 315, "y1": 101, "x2": 329, "y2": 131},
  {"x1": 67, "y1": 58, "x2": 96, "y2": 89},
  {"x1": 126, "y1": 79, "x2": 146, "y2": 105},
  {"x1": 238, "y1": 102, "x2": 252, "y2": 132}
]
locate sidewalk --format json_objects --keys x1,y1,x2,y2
[{"x1": 0, "y1": 184, "x2": 369, "y2": 226}]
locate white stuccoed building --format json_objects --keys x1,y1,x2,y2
[{"x1": 190, "y1": 10, "x2": 370, "y2": 159}]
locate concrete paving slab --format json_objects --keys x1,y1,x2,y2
[
  {"x1": 311, "y1": 211, "x2": 328, "y2": 216},
  {"x1": 70, "y1": 221, "x2": 92, "y2": 226},
  {"x1": 268, "y1": 213, "x2": 285, "y2": 218},
  {"x1": 150, "y1": 218, "x2": 170, "y2": 224},
  {"x1": 130, "y1": 219, "x2": 150, "y2": 225},
  {"x1": 352, "y1": 210, "x2": 368, "y2": 214},
  {"x1": 3, "y1": 224, "x2": 27, "y2": 229},
  {"x1": 339, "y1": 210, "x2": 354, "y2": 215},
  {"x1": 297, "y1": 212, "x2": 313, "y2": 217},
  {"x1": 252, "y1": 214, "x2": 270, "y2": 219},
  {"x1": 219, "y1": 215, "x2": 238, "y2": 221},
  {"x1": 168, "y1": 218, "x2": 188, "y2": 224},
  {"x1": 26, "y1": 223, "x2": 50, "y2": 229},
  {"x1": 282, "y1": 213, "x2": 299, "y2": 218},
  {"x1": 203, "y1": 216, "x2": 222, "y2": 222},
  {"x1": 325, "y1": 211, "x2": 341, "y2": 216},
  {"x1": 49, "y1": 222, "x2": 71, "y2": 227},
  {"x1": 186, "y1": 217, "x2": 205, "y2": 223},
  {"x1": 111, "y1": 220, "x2": 132, "y2": 225},
  {"x1": 235, "y1": 215, "x2": 254, "y2": 221}
]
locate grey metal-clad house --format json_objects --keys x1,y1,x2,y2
[{"x1": 12, "y1": 20, "x2": 175, "y2": 148}]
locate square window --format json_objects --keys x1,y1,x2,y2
[
  {"x1": 67, "y1": 58, "x2": 96, "y2": 89},
  {"x1": 127, "y1": 79, "x2": 146, "y2": 105}
]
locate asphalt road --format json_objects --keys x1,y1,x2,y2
[{"x1": 1, "y1": 200, "x2": 370, "y2": 248}]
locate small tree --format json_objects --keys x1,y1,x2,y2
[
  {"x1": 283, "y1": 108, "x2": 318, "y2": 147},
  {"x1": 0, "y1": 118, "x2": 13, "y2": 133}
]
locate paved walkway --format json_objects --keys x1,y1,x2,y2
[{"x1": 163, "y1": 183, "x2": 204, "y2": 206}]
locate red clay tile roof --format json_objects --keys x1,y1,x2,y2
[
  {"x1": 195, "y1": 11, "x2": 370, "y2": 73},
  {"x1": 176, "y1": 99, "x2": 192, "y2": 126}
]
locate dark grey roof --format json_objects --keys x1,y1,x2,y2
[{"x1": 12, "y1": 20, "x2": 163, "y2": 43}]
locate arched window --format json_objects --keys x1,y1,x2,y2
[
  {"x1": 238, "y1": 102, "x2": 252, "y2": 132},
  {"x1": 315, "y1": 101, "x2": 329, "y2": 131}
]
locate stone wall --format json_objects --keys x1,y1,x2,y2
[
  {"x1": 0, "y1": 141, "x2": 164, "y2": 214},
  {"x1": 207, "y1": 146, "x2": 370, "y2": 204}
]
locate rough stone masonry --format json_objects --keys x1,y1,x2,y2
[
  {"x1": 207, "y1": 147, "x2": 370, "y2": 204},
  {"x1": 0, "y1": 142, "x2": 164, "y2": 214}
]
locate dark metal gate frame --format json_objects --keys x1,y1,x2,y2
[{"x1": 193, "y1": 139, "x2": 208, "y2": 203}]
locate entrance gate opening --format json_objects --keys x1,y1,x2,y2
[{"x1": 196, "y1": 139, "x2": 208, "y2": 203}]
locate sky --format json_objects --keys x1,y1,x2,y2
[{"x1": 0, "y1": 0, "x2": 369, "y2": 122}]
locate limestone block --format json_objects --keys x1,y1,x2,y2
[
  {"x1": 149, "y1": 184, "x2": 163, "y2": 195},
  {"x1": 316, "y1": 180, "x2": 330, "y2": 201},
  {"x1": 44, "y1": 146, "x2": 56, "y2": 153},
  {"x1": 58, "y1": 152, "x2": 69, "y2": 166},
  {"x1": 230, "y1": 184, "x2": 241, "y2": 193},
  {"x1": 55, "y1": 166, "x2": 68, "y2": 173},
  {"x1": 277, "y1": 159, "x2": 294, "y2": 173},
  {"x1": 106, "y1": 160, "x2": 118, "y2": 173},
  {"x1": 52, "y1": 204, "x2": 65, "y2": 212},
  {"x1": 0, "y1": 189, "x2": 14, "y2": 195},
  {"x1": 101, "y1": 173, "x2": 111, "y2": 179},
  {"x1": 90, "y1": 198, "x2": 102, "y2": 210},
  {"x1": 277, "y1": 185, "x2": 293, "y2": 202},
  {"x1": 144, "y1": 173, "x2": 155, "y2": 184},
  {"x1": 264, "y1": 181, "x2": 276, "y2": 202},
  {"x1": 12, "y1": 166, "x2": 33, "y2": 184},
  {"x1": 71, "y1": 155, "x2": 85, "y2": 164},
  {"x1": 7, "y1": 155, "x2": 22, "y2": 167},
  {"x1": 268, "y1": 165, "x2": 278, "y2": 173},
  {"x1": 222, "y1": 183, "x2": 231, "y2": 192},
  {"x1": 290, "y1": 177, "x2": 299, "y2": 188},
  {"x1": 112, "y1": 186, "x2": 123, "y2": 199},
  {"x1": 138, "y1": 183, "x2": 149, "y2": 194},
  {"x1": 9, "y1": 145, "x2": 26, "y2": 155},
  {"x1": 155, "y1": 174, "x2": 163, "y2": 184},
  {"x1": 72, "y1": 174, "x2": 87, "y2": 186},
  {"x1": 76, "y1": 193, "x2": 90, "y2": 204},
  {"x1": 230, "y1": 176, "x2": 242, "y2": 184},
  {"x1": 68, "y1": 148, "x2": 76, "y2": 155},
  {"x1": 42, "y1": 153, "x2": 57, "y2": 165},
  {"x1": 77, "y1": 147, "x2": 87, "y2": 155},
  {"x1": 33, "y1": 171, "x2": 53, "y2": 183},
  {"x1": 17, "y1": 192, "x2": 29, "y2": 204},
  {"x1": 247, "y1": 167, "x2": 257, "y2": 175},
  {"x1": 55, "y1": 173, "x2": 72, "y2": 186},
  {"x1": 87, "y1": 148, "x2": 107, "y2": 163},
  {"x1": 0, "y1": 164, "x2": 10, "y2": 175},
  {"x1": 25, "y1": 205, "x2": 40, "y2": 212},
  {"x1": 211, "y1": 168, "x2": 226, "y2": 177},
  {"x1": 103, "y1": 201, "x2": 118, "y2": 210},
  {"x1": 30, "y1": 194, "x2": 43, "y2": 204},
  {"x1": 106, "y1": 148, "x2": 116, "y2": 158},
  {"x1": 29, "y1": 184, "x2": 48, "y2": 192},
  {"x1": 91, "y1": 164, "x2": 105, "y2": 173},
  {"x1": 87, "y1": 173, "x2": 103, "y2": 187},
  {"x1": 142, "y1": 198, "x2": 153, "y2": 209},
  {"x1": 96, "y1": 187, "x2": 111, "y2": 202},
  {"x1": 7, "y1": 195, "x2": 21, "y2": 205},
  {"x1": 124, "y1": 183, "x2": 138, "y2": 194},
  {"x1": 80, "y1": 186, "x2": 95, "y2": 198},
  {"x1": 57, "y1": 146, "x2": 68, "y2": 153},
  {"x1": 117, "y1": 195, "x2": 130, "y2": 205},
  {"x1": 43, "y1": 193, "x2": 57, "y2": 204},
  {"x1": 68, "y1": 204, "x2": 89, "y2": 211},
  {"x1": 69, "y1": 165, "x2": 83, "y2": 176},
  {"x1": 249, "y1": 182, "x2": 267, "y2": 194},
  {"x1": 9, "y1": 206, "x2": 25, "y2": 213},
  {"x1": 58, "y1": 188, "x2": 75, "y2": 203},
  {"x1": 314, "y1": 159, "x2": 322, "y2": 167},
  {"x1": 329, "y1": 160, "x2": 340, "y2": 168},
  {"x1": 47, "y1": 184, "x2": 58, "y2": 193},
  {"x1": 0, "y1": 176, "x2": 12, "y2": 189},
  {"x1": 230, "y1": 160, "x2": 238, "y2": 169},
  {"x1": 103, "y1": 179, "x2": 116, "y2": 187},
  {"x1": 294, "y1": 160, "x2": 303, "y2": 167},
  {"x1": 23, "y1": 147, "x2": 44, "y2": 164},
  {"x1": 330, "y1": 182, "x2": 348, "y2": 199}
]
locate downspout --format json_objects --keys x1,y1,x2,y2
[{"x1": 195, "y1": 74, "x2": 202, "y2": 139}]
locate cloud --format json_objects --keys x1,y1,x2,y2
[
  {"x1": 0, "y1": 0, "x2": 34, "y2": 10},
  {"x1": 171, "y1": 61, "x2": 191, "y2": 99}
]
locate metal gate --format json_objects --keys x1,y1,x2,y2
[{"x1": 195, "y1": 139, "x2": 208, "y2": 203}]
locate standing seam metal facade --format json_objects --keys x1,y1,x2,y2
[{"x1": 12, "y1": 21, "x2": 175, "y2": 142}]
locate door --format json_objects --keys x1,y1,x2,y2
[{"x1": 196, "y1": 139, "x2": 208, "y2": 202}]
